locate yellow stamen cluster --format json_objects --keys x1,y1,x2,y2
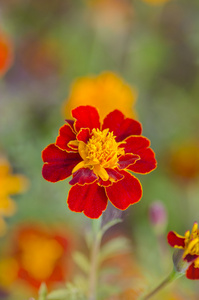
[
  {"x1": 183, "y1": 223, "x2": 199, "y2": 264},
  {"x1": 73, "y1": 128, "x2": 125, "y2": 181}
]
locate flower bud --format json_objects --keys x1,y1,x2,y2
[{"x1": 172, "y1": 248, "x2": 191, "y2": 274}]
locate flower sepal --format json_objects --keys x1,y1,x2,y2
[{"x1": 172, "y1": 248, "x2": 191, "y2": 274}]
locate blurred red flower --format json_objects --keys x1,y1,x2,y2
[
  {"x1": 42, "y1": 106, "x2": 156, "y2": 218},
  {"x1": 12, "y1": 226, "x2": 71, "y2": 289},
  {"x1": 167, "y1": 222, "x2": 199, "y2": 280},
  {"x1": 0, "y1": 31, "x2": 14, "y2": 76}
]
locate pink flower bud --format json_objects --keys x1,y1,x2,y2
[{"x1": 149, "y1": 201, "x2": 168, "y2": 234}]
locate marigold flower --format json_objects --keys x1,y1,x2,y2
[
  {"x1": 10, "y1": 226, "x2": 71, "y2": 289},
  {"x1": 42, "y1": 106, "x2": 157, "y2": 218},
  {"x1": 0, "y1": 158, "x2": 29, "y2": 236},
  {"x1": 167, "y1": 222, "x2": 199, "y2": 280},
  {"x1": 62, "y1": 72, "x2": 137, "y2": 120},
  {"x1": 167, "y1": 140, "x2": 199, "y2": 182},
  {"x1": 0, "y1": 31, "x2": 14, "y2": 77}
]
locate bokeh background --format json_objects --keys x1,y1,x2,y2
[{"x1": 0, "y1": 0, "x2": 199, "y2": 299}]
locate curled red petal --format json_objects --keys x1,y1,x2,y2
[
  {"x1": 69, "y1": 168, "x2": 97, "y2": 185},
  {"x1": 106, "y1": 168, "x2": 124, "y2": 181},
  {"x1": 76, "y1": 128, "x2": 91, "y2": 143},
  {"x1": 127, "y1": 148, "x2": 157, "y2": 174},
  {"x1": 72, "y1": 106, "x2": 100, "y2": 132},
  {"x1": 56, "y1": 124, "x2": 77, "y2": 152},
  {"x1": 184, "y1": 254, "x2": 199, "y2": 263},
  {"x1": 118, "y1": 154, "x2": 140, "y2": 169},
  {"x1": 167, "y1": 231, "x2": 185, "y2": 248},
  {"x1": 186, "y1": 263, "x2": 199, "y2": 280},
  {"x1": 42, "y1": 144, "x2": 81, "y2": 182},
  {"x1": 105, "y1": 170, "x2": 142, "y2": 210},
  {"x1": 65, "y1": 119, "x2": 75, "y2": 130},
  {"x1": 102, "y1": 110, "x2": 142, "y2": 142},
  {"x1": 98, "y1": 168, "x2": 124, "y2": 187},
  {"x1": 67, "y1": 182, "x2": 108, "y2": 218}
]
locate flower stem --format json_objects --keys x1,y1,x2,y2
[
  {"x1": 88, "y1": 217, "x2": 102, "y2": 300},
  {"x1": 141, "y1": 269, "x2": 184, "y2": 300}
]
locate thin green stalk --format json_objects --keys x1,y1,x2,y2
[
  {"x1": 88, "y1": 217, "x2": 102, "y2": 300},
  {"x1": 141, "y1": 269, "x2": 184, "y2": 300}
]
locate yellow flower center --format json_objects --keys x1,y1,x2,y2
[
  {"x1": 183, "y1": 223, "x2": 199, "y2": 259},
  {"x1": 72, "y1": 128, "x2": 124, "y2": 181}
]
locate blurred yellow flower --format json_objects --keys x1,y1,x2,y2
[
  {"x1": 0, "y1": 257, "x2": 19, "y2": 287},
  {"x1": 62, "y1": 72, "x2": 137, "y2": 121},
  {"x1": 142, "y1": 0, "x2": 171, "y2": 5},
  {"x1": 0, "y1": 158, "x2": 29, "y2": 236}
]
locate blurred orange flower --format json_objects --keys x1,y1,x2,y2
[
  {"x1": 62, "y1": 72, "x2": 137, "y2": 121},
  {"x1": 0, "y1": 157, "x2": 29, "y2": 236},
  {"x1": 167, "y1": 140, "x2": 199, "y2": 182},
  {"x1": 0, "y1": 31, "x2": 14, "y2": 77},
  {"x1": 8, "y1": 225, "x2": 73, "y2": 290}
]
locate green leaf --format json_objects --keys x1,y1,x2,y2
[
  {"x1": 47, "y1": 289, "x2": 69, "y2": 300},
  {"x1": 47, "y1": 284, "x2": 87, "y2": 300},
  {"x1": 38, "y1": 283, "x2": 48, "y2": 300},
  {"x1": 100, "y1": 218, "x2": 123, "y2": 237},
  {"x1": 97, "y1": 283, "x2": 122, "y2": 300},
  {"x1": 73, "y1": 251, "x2": 90, "y2": 274},
  {"x1": 99, "y1": 236, "x2": 131, "y2": 263}
]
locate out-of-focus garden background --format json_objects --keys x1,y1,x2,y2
[{"x1": 0, "y1": 0, "x2": 199, "y2": 299}]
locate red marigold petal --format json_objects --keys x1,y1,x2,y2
[
  {"x1": 128, "y1": 148, "x2": 157, "y2": 174},
  {"x1": 123, "y1": 137, "x2": 156, "y2": 174},
  {"x1": 102, "y1": 110, "x2": 123, "y2": 131},
  {"x1": 102, "y1": 110, "x2": 142, "y2": 142},
  {"x1": 115, "y1": 118, "x2": 142, "y2": 142},
  {"x1": 105, "y1": 170, "x2": 142, "y2": 210},
  {"x1": 76, "y1": 128, "x2": 91, "y2": 143},
  {"x1": 98, "y1": 178, "x2": 113, "y2": 187},
  {"x1": 118, "y1": 154, "x2": 140, "y2": 169},
  {"x1": 186, "y1": 263, "x2": 199, "y2": 280},
  {"x1": 67, "y1": 182, "x2": 108, "y2": 218},
  {"x1": 56, "y1": 124, "x2": 77, "y2": 152},
  {"x1": 42, "y1": 144, "x2": 82, "y2": 182},
  {"x1": 123, "y1": 136, "x2": 150, "y2": 153},
  {"x1": 167, "y1": 231, "x2": 185, "y2": 248},
  {"x1": 69, "y1": 168, "x2": 97, "y2": 185},
  {"x1": 72, "y1": 106, "x2": 100, "y2": 132}
]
